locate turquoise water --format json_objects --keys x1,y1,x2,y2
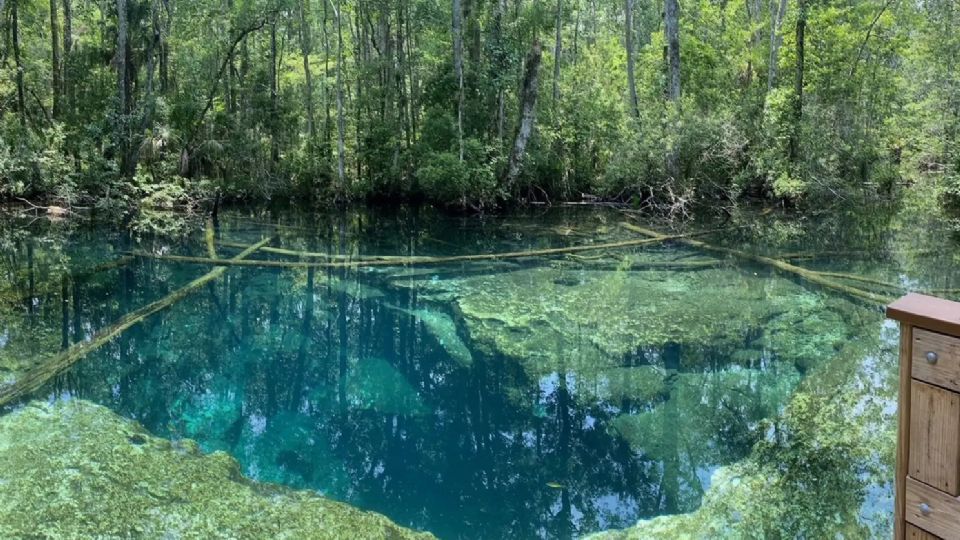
[{"x1": 1, "y1": 204, "x2": 957, "y2": 538}]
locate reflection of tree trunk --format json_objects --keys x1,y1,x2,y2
[
  {"x1": 337, "y1": 218, "x2": 349, "y2": 419},
  {"x1": 661, "y1": 342, "x2": 680, "y2": 513},
  {"x1": 291, "y1": 267, "x2": 315, "y2": 409},
  {"x1": 26, "y1": 242, "x2": 35, "y2": 318},
  {"x1": 557, "y1": 368, "x2": 572, "y2": 538},
  {"x1": 60, "y1": 277, "x2": 70, "y2": 350},
  {"x1": 72, "y1": 276, "x2": 83, "y2": 343}
]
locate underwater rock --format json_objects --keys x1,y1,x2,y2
[
  {"x1": 588, "y1": 319, "x2": 897, "y2": 539},
  {"x1": 0, "y1": 400, "x2": 434, "y2": 539},
  {"x1": 386, "y1": 305, "x2": 473, "y2": 367},
  {"x1": 452, "y1": 267, "x2": 856, "y2": 379}
]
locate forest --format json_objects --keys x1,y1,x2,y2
[{"x1": 0, "y1": 0, "x2": 958, "y2": 214}]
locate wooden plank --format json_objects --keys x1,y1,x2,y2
[
  {"x1": 906, "y1": 476, "x2": 960, "y2": 539},
  {"x1": 897, "y1": 324, "x2": 915, "y2": 540},
  {"x1": 913, "y1": 328, "x2": 960, "y2": 393},
  {"x1": 889, "y1": 294, "x2": 960, "y2": 340},
  {"x1": 906, "y1": 523, "x2": 941, "y2": 540},
  {"x1": 909, "y1": 380, "x2": 960, "y2": 496},
  {"x1": 0, "y1": 236, "x2": 273, "y2": 408}
]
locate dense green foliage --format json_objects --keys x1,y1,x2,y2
[{"x1": 0, "y1": 0, "x2": 958, "y2": 210}]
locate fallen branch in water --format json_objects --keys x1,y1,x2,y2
[
  {"x1": 810, "y1": 270, "x2": 904, "y2": 292},
  {"x1": 620, "y1": 222, "x2": 894, "y2": 306},
  {"x1": 135, "y1": 228, "x2": 731, "y2": 269},
  {"x1": 217, "y1": 240, "x2": 418, "y2": 261},
  {"x1": 0, "y1": 237, "x2": 273, "y2": 408}
]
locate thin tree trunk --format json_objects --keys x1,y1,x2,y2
[
  {"x1": 767, "y1": 0, "x2": 788, "y2": 91},
  {"x1": 790, "y1": 0, "x2": 805, "y2": 161},
  {"x1": 116, "y1": 0, "x2": 132, "y2": 175},
  {"x1": 503, "y1": 40, "x2": 543, "y2": 189},
  {"x1": 664, "y1": 0, "x2": 681, "y2": 182},
  {"x1": 552, "y1": 0, "x2": 562, "y2": 102},
  {"x1": 625, "y1": 0, "x2": 639, "y2": 118},
  {"x1": 453, "y1": 0, "x2": 465, "y2": 160},
  {"x1": 50, "y1": 0, "x2": 62, "y2": 118},
  {"x1": 62, "y1": 0, "x2": 73, "y2": 114},
  {"x1": 300, "y1": 0, "x2": 318, "y2": 145},
  {"x1": 336, "y1": 0, "x2": 347, "y2": 190},
  {"x1": 12, "y1": 0, "x2": 26, "y2": 127},
  {"x1": 270, "y1": 18, "x2": 280, "y2": 163},
  {"x1": 664, "y1": 0, "x2": 681, "y2": 103},
  {"x1": 160, "y1": 0, "x2": 170, "y2": 93}
]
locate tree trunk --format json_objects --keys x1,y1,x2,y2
[
  {"x1": 299, "y1": 0, "x2": 318, "y2": 145},
  {"x1": 625, "y1": 0, "x2": 639, "y2": 118},
  {"x1": 664, "y1": 0, "x2": 682, "y2": 182},
  {"x1": 503, "y1": 40, "x2": 543, "y2": 189},
  {"x1": 664, "y1": 0, "x2": 681, "y2": 103},
  {"x1": 336, "y1": 0, "x2": 347, "y2": 190},
  {"x1": 552, "y1": 0, "x2": 562, "y2": 102},
  {"x1": 50, "y1": 0, "x2": 62, "y2": 119},
  {"x1": 116, "y1": 0, "x2": 132, "y2": 175},
  {"x1": 767, "y1": 0, "x2": 788, "y2": 91},
  {"x1": 12, "y1": 0, "x2": 26, "y2": 127},
  {"x1": 453, "y1": 0, "x2": 465, "y2": 160},
  {"x1": 270, "y1": 18, "x2": 280, "y2": 163},
  {"x1": 62, "y1": 0, "x2": 73, "y2": 115},
  {"x1": 790, "y1": 0, "x2": 805, "y2": 161}
]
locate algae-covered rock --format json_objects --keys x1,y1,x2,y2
[
  {"x1": 588, "y1": 319, "x2": 897, "y2": 540},
  {"x1": 452, "y1": 266, "x2": 855, "y2": 379},
  {"x1": 0, "y1": 400, "x2": 434, "y2": 539}
]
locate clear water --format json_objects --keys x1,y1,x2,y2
[{"x1": 1, "y1": 203, "x2": 958, "y2": 538}]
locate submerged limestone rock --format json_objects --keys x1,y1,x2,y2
[
  {"x1": 451, "y1": 266, "x2": 854, "y2": 378},
  {"x1": 0, "y1": 400, "x2": 434, "y2": 539},
  {"x1": 588, "y1": 318, "x2": 897, "y2": 539}
]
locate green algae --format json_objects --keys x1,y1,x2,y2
[{"x1": 0, "y1": 400, "x2": 435, "y2": 539}]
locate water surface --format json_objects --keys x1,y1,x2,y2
[{"x1": 0, "y1": 204, "x2": 956, "y2": 538}]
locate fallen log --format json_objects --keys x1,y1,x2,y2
[
  {"x1": 620, "y1": 222, "x2": 894, "y2": 306},
  {"x1": 135, "y1": 228, "x2": 731, "y2": 269},
  {"x1": 0, "y1": 236, "x2": 273, "y2": 408},
  {"x1": 217, "y1": 240, "x2": 418, "y2": 262},
  {"x1": 811, "y1": 270, "x2": 904, "y2": 292}
]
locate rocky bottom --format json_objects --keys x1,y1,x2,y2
[{"x1": 0, "y1": 400, "x2": 434, "y2": 539}]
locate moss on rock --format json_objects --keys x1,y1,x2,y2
[
  {"x1": 0, "y1": 399, "x2": 434, "y2": 539},
  {"x1": 451, "y1": 266, "x2": 856, "y2": 379}
]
